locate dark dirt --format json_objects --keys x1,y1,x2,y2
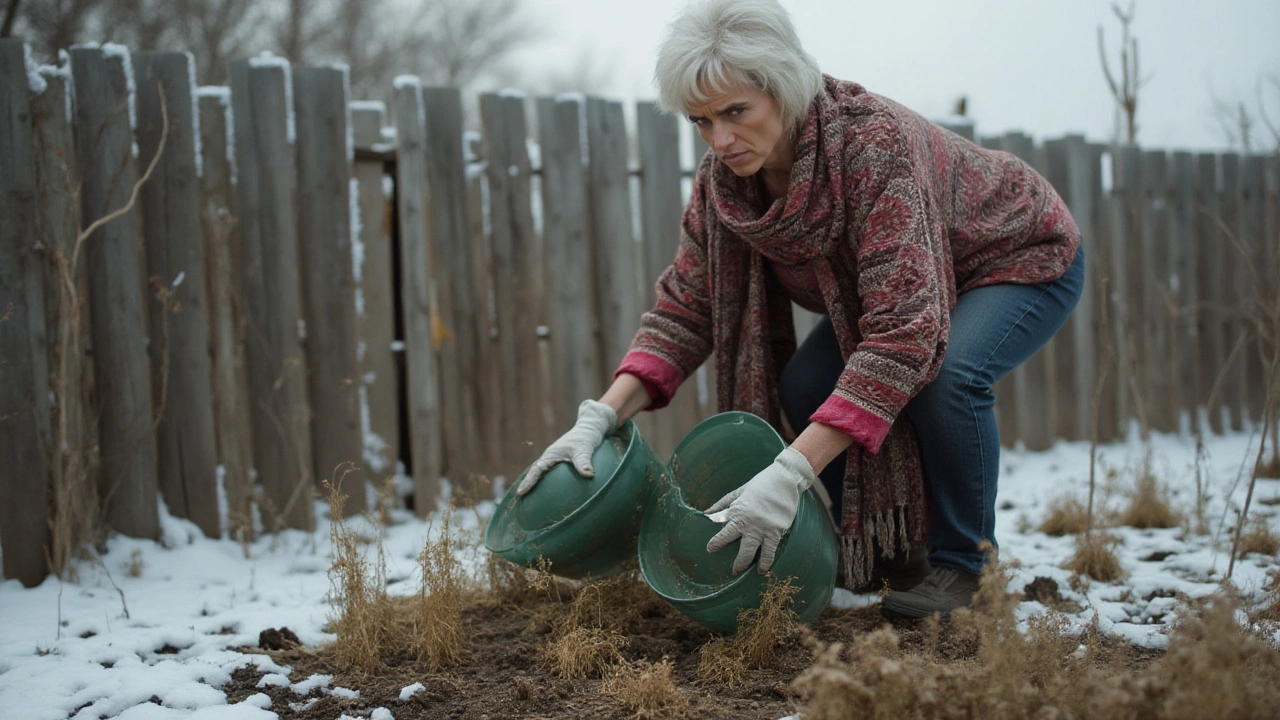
[{"x1": 221, "y1": 575, "x2": 1164, "y2": 720}]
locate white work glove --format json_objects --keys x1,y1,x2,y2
[
  {"x1": 515, "y1": 399, "x2": 619, "y2": 496},
  {"x1": 705, "y1": 447, "x2": 818, "y2": 575}
]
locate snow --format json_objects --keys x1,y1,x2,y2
[
  {"x1": 2, "y1": 429, "x2": 1276, "y2": 719},
  {"x1": 186, "y1": 53, "x2": 203, "y2": 179},
  {"x1": 102, "y1": 43, "x2": 136, "y2": 133},
  {"x1": 25, "y1": 43, "x2": 47, "y2": 94},
  {"x1": 349, "y1": 100, "x2": 387, "y2": 113},
  {"x1": 391, "y1": 75, "x2": 421, "y2": 91},
  {"x1": 248, "y1": 53, "x2": 294, "y2": 144},
  {"x1": 195, "y1": 87, "x2": 236, "y2": 185},
  {"x1": 332, "y1": 63, "x2": 354, "y2": 163}
]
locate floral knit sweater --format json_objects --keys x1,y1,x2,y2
[{"x1": 617, "y1": 76, "x2": 1080, "y2": 581}]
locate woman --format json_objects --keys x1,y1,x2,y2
[{"x1": 517, "y1": 0, "x2": 1083, "y2": 618}]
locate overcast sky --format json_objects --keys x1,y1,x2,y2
[{"x1": 513, "y1": 0, "x2": 1280, "y2": 153}]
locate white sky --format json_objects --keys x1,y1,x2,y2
[{"x1": 514, "y1": 0, "x2": 1280, "y2": 153}]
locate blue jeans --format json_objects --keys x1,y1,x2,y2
[{"x1": 780, "y1": 249, "x2": 1085, "y2": 575}]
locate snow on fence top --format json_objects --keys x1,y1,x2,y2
[
  {"x1": 249, "y1": 51, "x2": 295, "y2": 144},
  {"x1": 392, "y1": 74, "x2": 421, "y2": 90},
  {"x1": 196, "y1": 86, "x2": 237, "y2": 185},
  {"x1": 24, "y1": 43, "x2": 47, "y2": 94},
  {"x1": 185, "y1": 51, "x2": 204, "y2": 179},
  {"x1": 101, "y1": 43, "x2": 137, "y2": 134}
]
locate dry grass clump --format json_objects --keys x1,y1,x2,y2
[
  {"x1": 697, "y1": 576, "x2": 799, "y2": 686},
  {"x1": 1235, "y1": 515, "x2": 1280, "y2": 558},
  {"x1": 541, "y1": 626, "x2": 628, "y2": 679},
  {"x1": 325, "y1": 481, "x2": 396, "y2": 675},
  {"x1": 1037, "y1": 495, "x2": 1091, "y2": 536},
  {"x1": 1119, "y1": 471, "x2": 1180, "y2": 529},
  {"x1": 1066, "y1": 532, "x2": 1125, "y2": 582},
  {"x1": 795, "y1": 568, "x2": 1280, "y2": 719},
  {"x1": 483, "y1": 554, "x2": 568, "y2": 607},
  {"x1": 413, "y1": 509, "x2": 466, "y2": 670},
  {"x1": 603, "y1": 658, "x2": 688, "y2": 719}
]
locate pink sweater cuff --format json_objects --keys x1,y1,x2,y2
[
  {"x1": 615, "y1": 351, "x2": 683, "y2": 411},
  {"x1": 810, "y1": 395, "x2": 893, "y2": 455}
]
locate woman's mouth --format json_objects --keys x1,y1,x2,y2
[{"x1": 722, "y1": 150, "x2": 749, "y2": 166}]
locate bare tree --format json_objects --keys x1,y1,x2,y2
[
  {"x1": 272, "y1": 0, "x2": 329, "y2": 66},
  {"x1": 528, "y1": 45, "x2": 617, "y2": 97},
  {"x1": 408, "y1": 0, "x2": 539, "y2": 89},
  {"x1": 1098, "y1": 1, "x2": 1150, "y2": 145},
  {"x1": 12, "y1": 0, "x2": 108, "y2": 59},
  {"x1": 1209, "y1": 74, "x2": 1280, "y2": 156}
]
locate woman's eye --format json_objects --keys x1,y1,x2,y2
[{"x1": 729, "y1": 107, "x2": 744, "y2": 116}]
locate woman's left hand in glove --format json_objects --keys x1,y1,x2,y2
[{"x1": 704, "y1": 446, "x2": 818, "y2": 574}]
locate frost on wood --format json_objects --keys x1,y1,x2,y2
[
  {"x1": 24, "y1": 43, "x2": 47, "y2": 94},
  {"x1": 186, "y1": 52, "x2": 204, "y2": 179},
  {"x1": 35, "y1": 51, "x2": 73, "y2": 123},
  {"x1": 102, "y1": 43, "x2": 137, "y2": 134},
  {"x1": 392, "y1": 74, "x2": 422, "y2": 91},
  {"x1": 197, "y1": 86, "x2": 237, "y2": 186},
  {"x1": 332, "y1": 63, "x2": 354, "y2": 163},
  {"x1": 359, "y1": 385, "x2": 390, "y2": 474},
  {"x1": 349, "y1": 178, "x2": 365, "y2": 319},
  {"x1": 249, "y1": 52, "x2": 295, "y2": 144}
]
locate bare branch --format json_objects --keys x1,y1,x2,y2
[
  {"x1": 2, "y1": 0, "x2": 21, "y2": 38},
  {"x1": 76, "y1": 84, "x2": 167, "y2": 246}
]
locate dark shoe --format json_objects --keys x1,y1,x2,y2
[
  {"x1": 880, "y1": 566, "x2": 980, "y2": 619},
  {"x1": 848, "y1": 547, "x2": 932, "y2": 594}
]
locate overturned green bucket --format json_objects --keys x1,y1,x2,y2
[
  {"x1": 484, "y1": 421, "x2": 662, "y2": 579},
  {"x1": 638, "y1": 412, "x2": 838, "y2": 634}
]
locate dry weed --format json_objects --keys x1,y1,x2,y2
[
  {"x1": 696, "y1": 576, "x2": 799, "y2": 686},
  {"x1": 541, "y1": 626, "x2": 628, "y2": 679},
  {"x1": 1037, "y1": 496, "x2": 1090, "y2": 536},
  {"x1": 125, "y1": 549, "x2": 144, "y2": 578},
  {"x1": 325, "y1": 481, "x2": 395, "y2": 675},
  {"x1": 1066, "y1": 532, "x2": 1125, "y2": 582},
  {"x1": 413, "y1": 509, "x2": 465, "y2": 671},
  {"x1": 603, "y1": 658, "x2": 689, "y2": 719},
  {"x1": 1119, "y1": 471, "x2": 1180, "y2": 529},
  {"x1": 484, "y1": 554, "x2": 568, "y2": 607},
  {"x1": 1235, "y1": 515, "x2": 1280, "y2": 558}
]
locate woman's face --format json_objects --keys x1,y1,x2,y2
[{"x1": 687, "y1": 80, "x2": 791, "y2": 178}]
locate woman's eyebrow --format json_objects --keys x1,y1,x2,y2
[{"x1": 689, "y1": 102, "x2": 749, "y2": 121}]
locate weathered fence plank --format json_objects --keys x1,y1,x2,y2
[
  {"x1": 292, "y1": 66, "x2": 365, "y2": 512},
  {"x1": 636, "y1": 101, "x2": 701, "y2": 457},
  {"x1": 0, "y1": 40, "x2": 53, "y2": 585},
  {"x1": 1059, "y1": 138, "x2": 1101, "y2": 441},
  {"x1": 1140, "y1": 150, "x2": 1176, "y2": 434},
  {"x1": 134, "y1": 51, "x2": 221, "y2": 537},
  {"x1": 390, "y1": 77, "x2": 442, "y2": 515},
  {"x1": 1107, "y1": 145, "x2": 1142, "y2": 438},
  {"x1": 229, "y1": 57, "x2": 314, "y2": 530},
  {"x1": 1194, "y1": 153, "x2": 1226, "y2": 433},
  {"x1": 198, "y1": 87, "x2": 254, "y2": 540},
  {"x1": 1219, "y1": 153, "x2": 1246, "y2": 430},
  {"x1": 424, "y1": 87, "x2": 486, "y2": 497},
  {"x1": 31, "y1": 58, "x2": 99, "y2": 575},
  {"x1": 586, "y1": 98, "x2": 642, "y2": 391},
  {"x1": 465, "y1": 134, "x2": 506, "y2": 479},
  {"x1": 70, "y1": 46, "x2": 161, "y2": 540},
  {"x1": 537, "y1": 96, "x2": 600, "y2": 444},
  {"x1": 482, "y1": 93, "x2": 545, "y2": 476},
  {"x1": 350, "y1": 104, "x2": 400, "y2": 489},
  {"x1": 1171, "y1": 152, "x2": 1200, "y2": 433},
  {"x1": 1240, "y1": 154, "x2": 1266, "y2": 426}
]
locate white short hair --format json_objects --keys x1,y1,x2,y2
[{"x1": 654, "y1": 0, "x2": 824, "y2": 136}]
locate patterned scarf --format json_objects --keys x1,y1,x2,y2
[{"x1": 703, "y1": 77, "x2": 927, "y2": 587}]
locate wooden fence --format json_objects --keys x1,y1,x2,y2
[{"x1": 2, "y1": 39, "x2": 1277, "y2": 587}]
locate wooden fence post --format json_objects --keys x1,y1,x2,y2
[
  {"x1": 1240, "y1": 154, "x2": 1267, "y2": 426},
  {"x1": 1195, "y1": 153, "x2": 1227, "y2": 433},
  {"x1": 70, "y1": 46, "x2": 161, "y2": 540},
  {"x1": 1042, "y1": 137, "x2": 1079, "y2": 442},
  {"x1": 1170, "y1": 152, "x2": 1200, "y2": 434},
  {"x1": 133, "y1": 51, "x2": 221, "y2": 537},
  {"x1": 198, "y1": 86, "x2": 254, "y2": 540},
  {"x1": 229, "y1": 57, "x2": 314, "y2": 531},
  {"x1": 1219, "y1": 153, "x2": 1246, "y2": 430},
  {"x1": 1107, "y1": 145, "x2": 1143, "y2": 439},
  {"x1": 464, "y1": 133, "x2": 506, "y2": 479},
  {"x1": 1140, "y1": 149, "x2": 1176, "y2": 434},
  {"x1": 0, "y1": 39, "x2": 54, "y2": 585},
  {"x1": 1061, "y1": 139, "x2": 1104, "y2": 442},
  {"x1": 350, "y1": 103, "x2": 400, "y2": 489},
  {"x1": 292, "y1": 65, "x2": 365, "y2": 512},
  {"x1": 390, "y1": 76, "x2": 442, "y2": 515},
  {"x1": 424, "y1": 87, "x2": 486, "y2": 497},
  {"x1": 636, "y1": 101, "x2": 701, "y2": 458},
  {"x1": 31, "y1": 54, "x2": 99, "y2": 576},
  {"x1": 537, "y1": 96, "x2": 600, "y2": 446},
  {"x1": 585, "y1": 98, "x2": 642, "y2": 392},
  {"x1": 482, "y1": 93, "x2": 546, "y2": 477}
]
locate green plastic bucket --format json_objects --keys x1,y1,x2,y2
[
  {"x1": 638, "y1": 412, "x2": 838, "y2": 634},
  {"x1": 484, "y1": 421, "x2": 662, "y2": 579}
]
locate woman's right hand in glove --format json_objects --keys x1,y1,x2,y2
[{"x1": 515, "y1": 399, "x2": 619, "y2": 496}]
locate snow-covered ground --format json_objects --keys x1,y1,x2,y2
[{"x1": 1, "y1": 428, "x2": 1277, "y2": 720}]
